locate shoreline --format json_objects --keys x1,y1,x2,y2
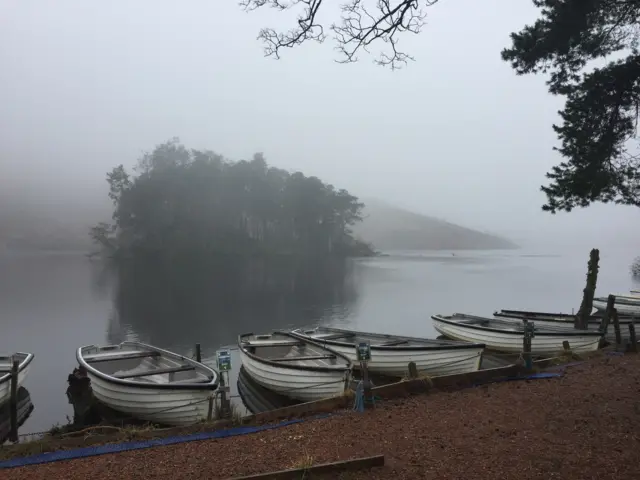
[{"x1": 2, "y1": 350, "x2": 635, "y2": 478}]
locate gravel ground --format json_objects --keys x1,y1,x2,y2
[{"x1": 3, "y1": 353, "x2": 640, "y2": 480}]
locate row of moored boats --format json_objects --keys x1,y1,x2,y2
[{"x1": 3, "y1": 290, "x2": 637, "y2": 427}]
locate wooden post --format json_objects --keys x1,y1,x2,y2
[
  {"x1": 598, "y1": 294, "x2": 615, "y2": 338},
  {"x1": 407, "y1": 361, "x2": 418, "y2": 379},
  {"x1": 522, "y1": 320, "x2": 534, "y2": 370},
  {"x1": 629, "y1": 322, "x2": 638, "y2": 353},
  {"x1": 195, "y1": 343, "x2": 202, "y2": 363},
  {"x1": 611, "y1": 307, "x2": 622, "y2": 346},
  {"x1": 219, "y1": 372, "x2": 229, "y2": 418},
  {"x1": 361, "y1": 361, "x2": 372, "y2": 407},
  {"x1": 207, "y1": 394, "x2": 214, "y2": 421},
  {"x1": 576, "y1": 248, "x2": 600, "y2": 329},
  {"x1": 9, "y1": 358, "x2": 19, "y2": 443}
]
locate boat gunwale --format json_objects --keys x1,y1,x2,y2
[
  {"x1": 0, "y1": 352, "x2": 34, "y2": 386},
  {"x1": 432, "y1": 314, "x2": 604, "y2": 337},
  {"x1": 594, "y1": 296, "x2": 640, "y2": 306},
  {"x1": 238, "y1": 331, "x2": 353, "y2": 373},
  {"x1": 495, "y1": 310, "x2": 639, "y2": 324},
  {"x1": 76, "y1": 341, "x2": 219, "y2": 391},
  {"x1": 289, "y1": 326, "x2": 486, "y2": 351}
]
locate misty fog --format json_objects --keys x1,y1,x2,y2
[{"x1": 1, "y1": 0, "x2": 638, "y2": 252}]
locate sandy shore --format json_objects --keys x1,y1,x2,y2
[{"x1": 2, "y1": 352, "x2": 639, "y2": 479}]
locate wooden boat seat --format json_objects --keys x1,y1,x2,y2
[
  {"x1": 85, "y1": 351, "x2": 161, "y2": 364},
  {"x1": 312, "y1": 333, "x2": 356, "y2": 341},
  {"x1": 243, "y1": 340, "x2": 304, "y2": 347},
  {"x1": 378, "y1": 339, "x2": 409, "y2": 347},
  {"x1": 270, "y1": 354, "x2": 337, "y2": 362},
  {"x1": 114, "y1": 364, "x2": 195, "y2": 379}
]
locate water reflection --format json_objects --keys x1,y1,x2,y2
[
  {"x1": 0, "y1": 387, "x2": 34, "y2": 444},
  {"x1": 97, "y1": 255, "x2": 359, "y2": 420},
  {"x1": 105, "y1": 254, "x2": 359, "y2": 351},
  {"x1": 236, "y1": 366, "x2": 298, "y2": 414}
]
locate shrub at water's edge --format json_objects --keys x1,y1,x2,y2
[{"x1": 90, "y1": 138, "x2": 376, "y2": 259}]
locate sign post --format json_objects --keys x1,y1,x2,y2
[
  {"x1": 216, "y1": 349, "x2": 232, "y2": 418},
  {"x1": 355, "y1": 342, "x2": 372, "y2": 408}
]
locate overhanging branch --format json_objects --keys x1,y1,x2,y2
[{"x1": 241, "y1": 0, "x2": 439, "y2": 69}]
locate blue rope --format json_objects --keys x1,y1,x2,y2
[
  {"x1": 1, "y1": 414, "x2": 331, "y2": 469},
  {"x1": 353, "y1": 381, "x2": 365, "y2": 412}
]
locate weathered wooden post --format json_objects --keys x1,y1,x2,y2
[
  {"x1": 629, "y1": 322, "x2": 638, "y2": 353},
  {"x1": 195, "y1": 343, "x2": 202, "y2": 363},
  {"x1": 598, "y1": 294, "x2": 616, "y2": 338},
  {"x1": 576, "y1": 248, "x2": 600, "y2": 329},
  {"x1": 216, "y1": 349, "x2": 232, "y2": 419},
  {"x1": 356, "y1": 342, "x2": 372, "y2": 408},
  {"x1": 407, "y1": 361, "x2": 418, "y2": 379},
  {"x1": 9, "y1": 358, "x2": 19, "y2": 443},
  {"x1": 522, "y1": 321, "x2": 534, "y2": 371},
  {"x1": 611, "y1": 307, "x2": 622, "y2": 346}
]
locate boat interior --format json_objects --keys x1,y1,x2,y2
[
  {"x1": 82, "y1": 344, "x2": 213, "y2": 385},
  {"x1": 441, "y1": 314, "x2": 602, "y2": 335},
  {"x1": 442, "y1": 314, "x2": 528, "y2": 331},
  {"x1": 240, "y1": 332, "x2": 349, "y2": 368},
  {"x1": 0, "y1": 353, "x2": 30, "y2": 377},
  {"x1": 297, "y1": 326, "x2": 471, "y2": 347}
]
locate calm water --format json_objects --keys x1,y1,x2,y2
[{"x1": 2, "y1": 248, "x2": 639, "y2": 434}]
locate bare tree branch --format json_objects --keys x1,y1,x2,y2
[{"x1": 240, "y1": 0, "x2": 439, "y2": 69}]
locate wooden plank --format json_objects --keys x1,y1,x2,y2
[
  {"x1": 114, "y1": 364, "x2": 195, "y2": 379},
  {"x1": 85, "y1": 351, "x2": 161, "y2": 364},
  {"x1": 378, "y1": 339, "x2": 409, "y2": 347},
  {"x1": 229, "y1": 455, "x2": 385, "y2": 480},
  {"x1": 270, "y1": 354, "x2": 336, "y2": 362}
]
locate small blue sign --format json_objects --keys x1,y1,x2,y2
[
  {"x1": 356, "y1": 342, "x2": 371, "y2": 362},
  {"x1": 216, "y1": 350, "x2": 232, "y2": 372}
]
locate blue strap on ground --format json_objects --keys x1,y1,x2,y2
[
  {"x1": 546, "y1": 361, "x2": 584, "y2": 370},
  {"x1": 474, "y1": 371, "x2": 563, "y2": 386},
  {"x1": 1, "y1": 415, "x2": 329, "y2": 470}
]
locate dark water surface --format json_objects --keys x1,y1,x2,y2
[{"x1": 2, "y1": 248, "x2": 638, "y2": 434}]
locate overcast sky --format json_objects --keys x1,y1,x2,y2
[{"x1": 1, "y1": 0, "x2": 638, "y2": 250}]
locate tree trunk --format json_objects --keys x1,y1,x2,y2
[{"x1": 576, "y1": 248, "x2": 599, "y2": 329}]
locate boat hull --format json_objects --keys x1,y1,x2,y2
[
  {"x1": 432, "y1": 318, "x2": 600, "y2": 356},
  {"x1": 238, "y1": 348, "x2": 349, "y2": 403},
  {"x1": 495, "y1": 316, "x2": 630, "y2": 342},
  {"x1": 86, "y1": 372, "x2": 214, "y2": 426},
  {"x1": 305, "y1": 341, "x2": 482, "y2": 377},
  {"x1": 593, "y1": 298, "x2": 640, "y2": 315},
  {"x1": 0, "y1": 356, "x2": 32, "y2": 407}
]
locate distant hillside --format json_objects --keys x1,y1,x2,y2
[{"x1": 353, "y1": 199, "x2": 518, "y2": 251}]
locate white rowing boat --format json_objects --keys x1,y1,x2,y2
[
  {"x1": 494, "y1": 309, "x2": 637, "y2": 341},
  {"x1": 431, "y1": 314, "x2": 602, "y2": 356},
  {"x1": 77, "y1": 342, "x2": 218, "y2": 426},
  {"x1": 238, "y1": 331, "x2": 352, "y2": 402},
  {"x1": 0, "y1": 353, "x2": 34, "y2": 407},
  {"x1": 593, "y1": 295, "x2": 640, "y2": 315},
  {"x1": 289, "y1": 326, "x2": 484, "y2": 378}
]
